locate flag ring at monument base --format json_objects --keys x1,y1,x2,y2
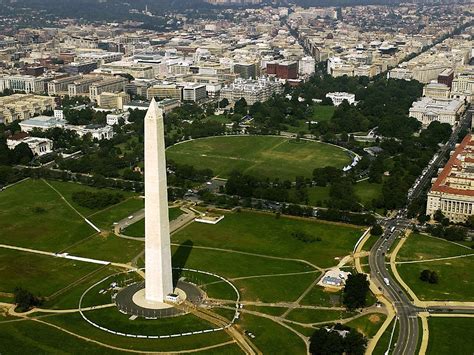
[{"x1": 77, "y1": 268, "x2": 241, "y2": 339}]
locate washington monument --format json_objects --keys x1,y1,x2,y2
[{"x1": 144, "y1": 98, "x2": 173, "y2": 303}]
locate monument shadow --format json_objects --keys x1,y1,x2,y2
[{"x1": 171, "y1": 240, "x2": 193, "y2": 287}]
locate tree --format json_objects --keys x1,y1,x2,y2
[
  {"x1": 371, "y1": 224, "x2": 383, "y2": 236},
  {"x1": 10, "y1": 143, "x2": 33, "y2": 165},
  {"x1": 420, "y1": 269, "x2": 431, "y2": 282},
  {"x1": 309, "y1": 326, "x2": 367, "y2": 355},
  {"x1": 343, "y1": 273, "x2": 370, "y2": 310},
  {"x1": 433, "y1": 209, "x2": 445, "y2": 222},
  {"x1": 14, "y1": 287, "x2": 42, "y2": 312}
]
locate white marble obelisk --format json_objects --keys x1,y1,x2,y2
[{"x1": 144, "y1": 98, "x2": 173, "y2": 303}]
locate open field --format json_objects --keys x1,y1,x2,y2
[
  {"x1": 0, "y1": 248, "x2": 101, "y2": 298},
  {"x1": 45, "y1": 312, "x2": 235, "y2": 352},
  {"x1": 286, "y1": 308, "x2": 356, "y2": 324},
  {"x1": 237, "y1": 313, "x2": 306, "y2": 354},
  {"x1": 427, "y1": 317, "x2": 474, "y2": 355},
  {"x1": 312, "y1": 105, "x2": 335, "y2": 122},
  {"x1": 396, "y1": 233, "x2": 474, "y2": 301},
  {"x1": 303, "y1": 181, "x2": 382, "y2": 208},
  {"x1": 172, "y1": 211, "x2": 363, "y2": 268},
  {"x1": 345, "y1": 313, "x2": 387, "y2": 338},
  {"x1": 122, "y1": 207, "x2": 184, "y2": 237},
  {"x1": 0, "y1": 180, "x2": 382, "y2": 353},
  {"x1": 353, "y1": 180, "x2": 382, "y2": 206},
  {"x1": 300, "y1": 285, "x2": 342, "y2": 307},
  {"x1": 397, "y1": 257, "x2": 474, "y2": 301},
  {"x1": 166, "y1": 136, "x2": 351, "y2": 180},
  {"x1": 0, "y1": 179, "x2": 94, "y2": 250},
  {"x1": 396, "y1": 233, "x2": 472, "y2": 262}
]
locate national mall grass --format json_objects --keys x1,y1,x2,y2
[
  {"x1": 172, "y1": 210, "x2": 363, "y2": 268},
  {"x1": 166, "y1": 135, "x2": 351, "y2": 180}
]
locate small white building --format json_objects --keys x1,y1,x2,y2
[
  {"x1": 325, "y1": 92, "x2": 356, "y2": 106},
  {"x1": 318, "y1": 268, "x2": 351, "y2": 288},
  {"x1": 54, "y1": 109, "x2": 64, "y2": 120},
  {"x1": 7, "y1": 133, "x2": 53, "y2": 156}
]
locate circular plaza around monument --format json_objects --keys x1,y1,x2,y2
[{"x1": 78, "y1": 268, "x2": 240, "y2": 339}]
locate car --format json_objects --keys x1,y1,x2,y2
[{"x1": 128, "y1": 215, "x2": 134, "y2": 219}]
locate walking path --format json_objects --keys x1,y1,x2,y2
[
  {"x1": 42, "y1": 179, "x2": 101, "y2": 232},
  {"x1": 396, "y1": 253, "x2": 474, "y2": 265}
]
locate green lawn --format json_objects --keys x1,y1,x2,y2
[
  {"x1": 166, "y1": 136, "x2": 351, "y2": 180},
  {"x1": 66, "y1": 234, "x2": 144, "y2": 263},
  {"x1": 232, "y1": 272, "x2": 319, "y2": 303},
  {"x1": 300, "y1": 285, "x2": 342, "y2": 307},
  {"x1": 172, "y1": 211, "x2": 363, "y2": 268},
  {"x1": 122, "y1": 207, "x2": 184, "y2": 237},
  {"x1": 47, "y1": 180, "x2": 136, "y2": 216},
  {"x1": 285, "y1": 309, "x2": 356, "y2": 324},
  {"x1": 238, "y1": 313, "x2": 306, "y2": 354},
  {"x1": 244, "y1": 306, "x2": 288, "y2": 317},
  {"x1": 345, "y1": 313, "x2": 386, "y2": 338},
  {"x1": 202, "y1": 114, "x2": 232, "y2": 124},
  {"x1": 312, "y1": 105, "x2": 335, "y2": 122},
  {"x1": 397, "y1": 233, "x2": 472, "y2": 262},
  {"x1": 85, "y1": 307, "x2": 217, "y2": 336},
  {"x1": 89, "y1": 197, "x2": 144, "y2": 229},
  {"x1": 396, "y1": 233, "x2": 474, "y2": 301},
  {"x1": 303, "y1": 181, "x2": 381, "y2": 208},
  {"x1": 306, "y1": 186, "x2": 331, "y2": 206},
  {"x1": 0, "y1": 179, "x2": 94, "y2": 251},
  {"x1": 0, "y1": 318, "x2": 123, "y2": 354},
  {"x1": 354, "y1": 180, "x2": 382, "y2": 206},
  {"x1": 45, "y1": 312, "x2": 233, "y2": 352},
  {"x1": 397, "y1": 256, "x2": 474, "y2": 301},
  {"x1": 0, "y1": 248, "x2": 101, "y2": 298},
  {"x1": 427, "y1": 317, "x2": 474, "y2": 355}
]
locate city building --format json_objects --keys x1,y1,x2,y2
[
  {"x1": 94, "y1": 62, "x2": 154, "y2": 79},
  {"x1": 220, "y1": 77, "x2": 283, "y2": 105},
  {"x1": 89, "y1": 76, "x2": 128, "y2": 102},
  {"x1": 267, "y1": 61, "x2": 298, "y2": 80},
  {"x1": 423, "y1": 82, "x2": 451, "y2": 100},
  {"x1": 147, "y1": 84, "x2": 183, "y2": 101},
  {"x1": 62, "y1": 61, "x2": 98, "y2": 75},
  {"x1": 233, "y1": 62, "x2": 257, "y2": 80},
  {"x1": 182, "y1": 83, "x2": 207, "y2": 102},
  {"x1": 7, "y1": 133, "x2": 53, "y2": 156},
  {"x1": 426, "y1": 134, "x2": 474, "y2": 223},
  {"x1": 97, "y1": 92, "x2": 130, "y2": 110},
  {"x1": 438, "y1": 69, "x2": 454, "y2": 88},
  {"x1": 299, "y1": 56, "x2": 316, "y2": 76},
  {"x1": 68, "y1": 76, "x2": 103, "y2": 97},
  {"x1": 451, "y1": 72, "x2": 474, "y2": 103},
  {"x1": 106, "y1": 111, "x2": 130, "y2": 125},
  {"x1": 409, "y1": 97, "x2": 464, "y2": 127},
  {"x1": 0, "y1": 94, "x2": 56, "y2": 124},
  {"x1": 19, "y1": 115, "x2": 114, "y2": 140},
  {"x1": 325, "y1": 92, "x2": 356, "y2": 106},
  {"x1": 0, "y1": 74, "x2": 46, "y2": 93},
  {"x1": 75, "y1": 52, "x2": 123, "y2": 65},
  {"x1": 48, "y1": 75, "x2": 82, "y2": 96}
]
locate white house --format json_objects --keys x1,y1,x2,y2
[{"x1": 325, "y1": 92, "x2": 356, "y2": 106}]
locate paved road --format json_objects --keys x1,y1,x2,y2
[{"x1": 369, "y1": 107, "x2": 473, "y2": 354}]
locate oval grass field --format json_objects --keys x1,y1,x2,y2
[{"x1": 166, "y1": 136, "x2": 352, "y2": 180}]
